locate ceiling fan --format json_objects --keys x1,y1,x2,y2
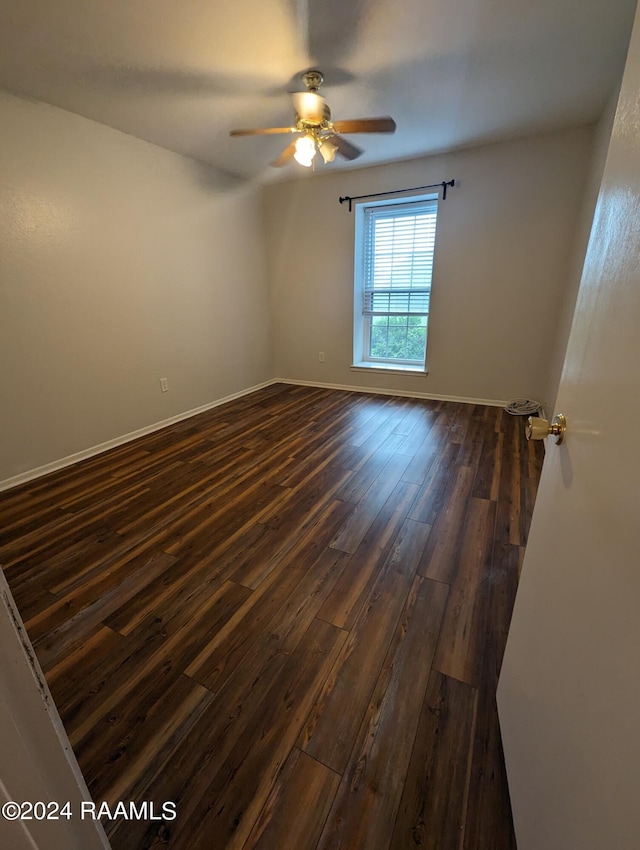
[{"x1": 229, "y1": 70, "x2": 396, "y2": 168}]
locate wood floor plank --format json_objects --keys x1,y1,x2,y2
[
  {"x1": 25, "y1": 549, "x2": 176, "y2": 636},
  {"x1": 447, "y1": 402, "x2": 473, "y2": 445},
  {"x1": 20, "y1": 506, "x2": 191, "y2": 605},
  {"x1": 395, "y1": 414, "x2": 439, "y2": 460},
  {"x1": 462, "y1": 521, "x2": 521, "y2": 850},
  {"x1": 45, "y1": 625, "x2": 127, "y2": 715},
  {"x1": 432, "y1": 498, "x2": 497, "y2": 686},
  {"x1": 30, "y1": 550, "x2": 179, "y2": 670},
  {"x1": 0, "y1": 504, "x2": 71, "y2": 546},
  {"x1": 474, "y1": 541, "x2": 521, "y2": 690},
  {"x1": 99, "y1": 524, "x2": 258, "y2": 638},
  {"x1": 463, "y1": 698, "x2": 517, "y2": 850},
  {"x1": 330, "y1": 400, "x2": 409, "y2": 471},
  {"x1": 4, "y1": 583, "x2": 58, "y2": 626},
  {"x1": 419, "y1": 465, "x2": 475, "y2": 584},
  {"x1": 8, "y1": 531, "x2": 123, "y2": 596},
  {"x1": 52, "y1": 578, "x2": 251, "y2": 743},
  {"x1": 0, "y1": 510, "x2": 89, "y2": 567},
  {"x1": 121, "y1": 585, "x2": 339, "y2": 846},
  {"x1": 329, "y1": 453, "x2": 413, "y2": 554},
  {"x1": 317, "y1": 576, "x2": 448, "y2": 850},
  {"x1": 2, "y1": 480, "x2": 158, "y2": 572},
  {"x1": 77, "y1": 673, "x2": 214, "y2": 808},
  {"x1": 104, "y1": 552, "x2": 251, "y2": 639},
  {"x1": 299, "y1": 526, "x2": 425, "y2": 774},
  {"x1": 472, "y1": 428, "x2": 501, "y2": 500},
  {"x1": 108, "y1": 616, "x2": 333, "y2": 846},
  {"x1": 277, "y1": 426, "x2": 358, "y2": 490},
  {"x1": 495, "y1": 416, "x2": 522, "y2": 546},
  {"x1": 401, "y1": 438, "x2": 437, "y2": 486},
  {"x1": 113, "y1": 440, "x2": 291, "y2": 538},
  {"x1": 318, "y1": 513, "x2": 431, "y2": 631},
  {"x1": 188, "y1": 541, "x2": 349, "y2": 695},
  {"x1": 341, "y1": 398, "x2": 401, "y2": 449},
  {"x1": 391, "y1": 671, "x2": 478, "y2": 850},
  {"x1": 408, "y1": 441, "x2": 460, "y2": 525},
  {"x1": 398, "y1": 405, "x2": 442, "y2": 483},
  {"x1": 185, "y1": 500, "x2": 352, "y2": 691},
  {"x1": 115, "y1": 617, "x2": 347, "y2": 850},
  {"x1": 243, "y1": 748, "x2": 340, "y2": 850},
  {"x1": 176, "y1": 484, "x2": 293, "y2": 560},
  {"x1": 457, "y1": 413, "x2": 488, "y2": 469},
  {"x1": 183, "y1": 619, "x2": 348, "y2": 850},
  {"x1": 228, "y1": 522, "x2": 296, "y2": 589},
  {"x1": 258, "y1": 462, "x2": 353, "y2": 532},
  {"x1": 0, "y1": 445, "x2": 151, "y2": 519},
  {"x1": 335, "y1": 432, "x2": 407, "y2": 503}
]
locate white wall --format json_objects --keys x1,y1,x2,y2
[
  {"x1": 262, "y1": 127, "x2": 594, "y2": 405},
  {"x1": 0, "y1": 91, "x2": 272, "y2": 485}
]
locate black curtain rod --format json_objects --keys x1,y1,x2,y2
[{"x1": 339, "y1": 179, "x2": 455, "y2": 212}]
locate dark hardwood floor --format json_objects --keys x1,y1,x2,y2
[{"x1": 0, "y1": 384, "x2": 543, "y2": 849}]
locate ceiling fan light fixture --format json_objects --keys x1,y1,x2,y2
[
  {"x1": 319, "y1": 138, "x2": 337, "y2": 163},
  {"x1": 294, "y1": 133, "x2": 316, "y2": 167},
  {"x1": 229, "y1": 69, "x2": 395, "y2": 168}
]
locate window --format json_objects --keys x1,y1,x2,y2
[{"x1": 353, "y1": 196, "x2": 439, "y2": 372}]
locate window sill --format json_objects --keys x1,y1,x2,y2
[{"x1": 351, "y1": 363, "x2": 428, "y2": 377}]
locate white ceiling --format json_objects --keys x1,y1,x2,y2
[{"x1": 0, "y1": 0, "x2": 636, "y2": 181}]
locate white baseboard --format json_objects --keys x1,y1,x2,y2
[
  {"x1": 277, "y1": 377, "x2": 509, "y2": 408},
  {"x1": 0, "y1": 379, "x2": 278, "y2": 493}
]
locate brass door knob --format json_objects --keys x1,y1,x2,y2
[{"x1": 525, "y1": 414, "x2": 567, "y2": 445}]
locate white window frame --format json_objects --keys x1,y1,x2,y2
[{"x1": 352, "y1": 194, "x2": 439, "y2": 374}]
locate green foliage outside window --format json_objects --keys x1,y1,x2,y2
[{"x1": 370, "y1": 315, "x2": 427, "y2": 361}]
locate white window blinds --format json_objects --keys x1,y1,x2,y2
[{"x1": 362, "y1": 199, "x2": 438, "y2": 317}]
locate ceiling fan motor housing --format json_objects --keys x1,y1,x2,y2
[{"x1": 302, "y1": 70, "x2": 324, "y2": 92}]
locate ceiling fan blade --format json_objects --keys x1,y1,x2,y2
[
  {"x1": 332, "y1": 135, "x2": 363, "y2": 161},
  {"x1": 230, "y1": 127, "x2": 296, "y2": 136},
  {"x1": 271, "y1": 140, "x2": 298, "y2": 167},
  {"x1": 331, "y1": 117, "x2": 396, "y2": 135}
]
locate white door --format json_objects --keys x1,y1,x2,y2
[{"x1": 497, "y1": 8, "x2": 640, "y2": 850}]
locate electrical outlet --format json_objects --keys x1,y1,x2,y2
[
  {"x1": 160, "y1": 378, "x2": 169, "y2": 393},
  {"x1": 318, "y1": 352, "x2": 325, "y2": 363}
]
